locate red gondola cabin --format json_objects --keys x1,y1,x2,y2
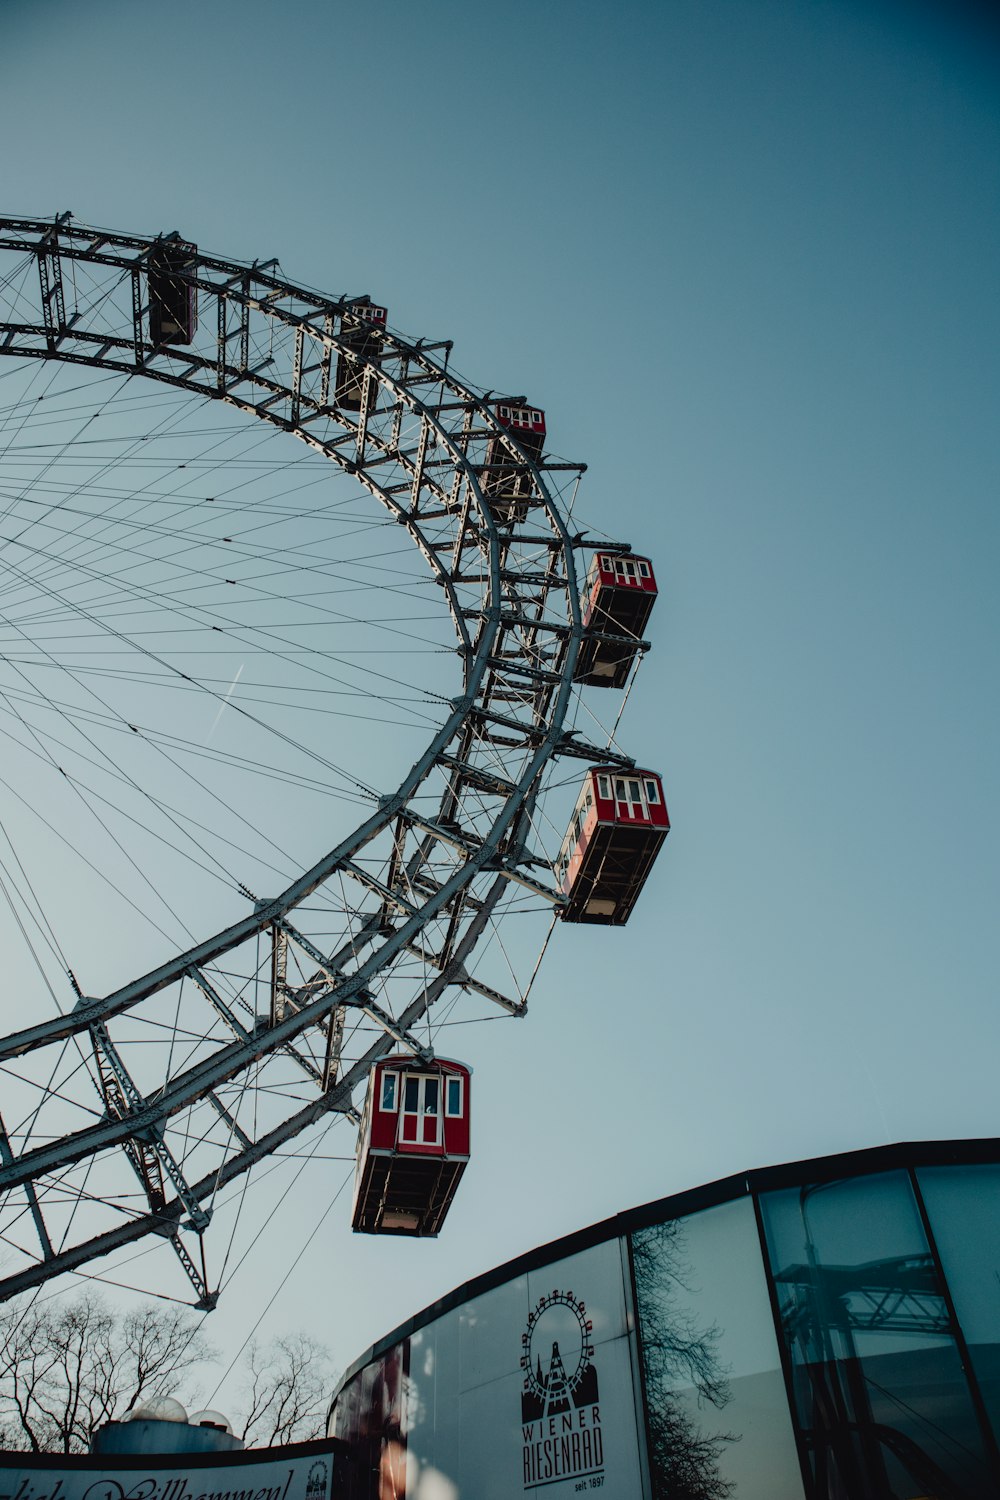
[
  {"x1": 335, "y1": 302, "x2": 387, "y2": 411},
  {"x1": 575, "y1": 553, "x2": 658, "y2": 689},
  {"x1": 555, "y1": 767, "x2": 668, "y2": 924},
  {"x1": 480, "y1": 403, "x2": 546, "y2": 523},
  {"x1": 352, "y1": 1056, "x2": 471, "y2": 1236},
  {"x1": 147, "y1": 240, "x2": 198, "y2": 346}
]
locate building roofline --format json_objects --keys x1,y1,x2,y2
[{"x1": 331, "y1": 1134, "x2": 1000, "y2": 1403}]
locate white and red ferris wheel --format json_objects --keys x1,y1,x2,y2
[{"x1": 0, "y1": 216, "x2": 665, "y2": 1307}]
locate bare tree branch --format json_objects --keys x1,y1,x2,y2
[
  {"x1": 632, "y1": 1222, "x2": 736, "y2": 1500},
  {"x1": 0, "y1": 1294, "x2": 214, "y2": 1453},
  {"x1": 236, "y1": 1334, "x2": 337, "y2": 1447},
  {"x1": 0, "y1": 1296, "x2": 336, "y2": 1455}
]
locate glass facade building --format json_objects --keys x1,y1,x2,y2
[{"x1": 328, "y1": 1139, "x2": 1000, "y2": 1499}]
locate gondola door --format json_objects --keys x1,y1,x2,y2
[
  {"x1": 400, "y1": 1073, "x2": 441, "y2": 1147},
  {"x1": 614, "y1": 774, "x2": 649, "y2": 823}
]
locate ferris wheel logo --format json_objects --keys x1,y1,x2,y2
[
  {"x1": 520, "y1": 1289, "x2": 599, "y2": 1421},
  {"x1": 304, "y1": 1461, "x2": 328, "y2": 1500}
]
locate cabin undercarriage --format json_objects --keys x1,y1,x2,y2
[{"x1": 352, "y1": 1150, "x2": 468, "y2": 1236}]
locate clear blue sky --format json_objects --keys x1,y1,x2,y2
[{"x1": 1, "y1": 0, "x2": 998, "y2": 1408}]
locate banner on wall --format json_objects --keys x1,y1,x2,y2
[
  {"x1": 0, "y1": 1439, "x2": 350, "y2": 1500},
  {"x1": 329, "y1": 1340, "x2": 408, "y2": 1500},
  {"x1": 331, "y1": 1238, "x2": 647, "y2": 1499}
]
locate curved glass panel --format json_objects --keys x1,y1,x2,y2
[
  {"x1": 760, "y1": 1170, "x2": 997, "y2": 1499},
  {"x1": 632, "y1": 1196, "x2": 806, "y2": 1499},
  {"x1": 918, "y1": 1165, "x2": 1000, "y2": 1450}
]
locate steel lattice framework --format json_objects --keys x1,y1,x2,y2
[{"x1": 0, "y1": 216, "x2": 640, "y2": 1307}]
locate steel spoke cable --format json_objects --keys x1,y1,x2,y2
[
  {"x1": 0, "y1": 550, "x2": 387, "y2": 800},
  {"x1": 0, "y1": 816, "x2": 72, "y2": 973},
  {"x1": 0, "y1": 762, "x2": 186, "y2": 948},
  {"x1": 53, "y1": 1148, "x2": 100, "y2": 1259},
  {"x1": 0, "y1": 679, "x2": 309, "y2": 881},
  {"x1": 0, "y1": 392, "x2": 254, "y2": 592},
  {"x1": 572, "y1": 671, "x2": 638, "y2": 760},
  {"x1": 0, "y1": 685, "x2": 382, "y2": 802},
  {"x1": 51, "y1": 1117, "x2": 350, "y2": 1332},
  {"x1": 0, "y1": 866, "x2": 66, "y2": 1007},
  {"x1": 0, "y1": 1059, "x2": 104, "y2": 1141},
  {"x1": 0, "y1": 637, "x2": 291, "y2": 896},
  {"x1": 11, "y1": 492, "x2": 444, "y2": 628},
  {"x1": 0, "y1": 374, "x2": 135, "y2": 546},
  {"x1": 0, "y1": 464, "x2": 366, "y2": 555},
  {"x1": 7, "y1": 432, "x2": 425, "y2": 570},
  {"x1": 0, "y1": 563, "x2": 446, "y2": 650},
  {"x1": 0, "y1": 251, "x2": 35, "y2": 299},
  {"x1": 0, "y1": 480, "x2": 390, "y2": 534},
  {"x1": 205, "y1": 976, "x2": 269, "y2": 1227},
  {"x1": 0, "y1": 260, "x2": 42, "y2": 338},
  {"x1": 33, "y1": 1134, "x2": 302, "y2": 1302},
  {"x1": 212, "y1": 1057, "x2": 260, "y2": 1284},
  {"x1": 11, "y1": 1040, "x2": 103, "y2": 1195},
  {"x1": 0, "y1": 372, "x2": 290, "y2": 591},
  {"x1": 0, "y1": 362, "x2": 71, "y2": 493},
  {"x1": 2, "y1": 522, "x2": 452, "y2": 656},
  {"x1": 0, "y1": 888, "x2": 107, "y2": 1134},
  {"x1": 0, "y1": 369, "x2": 127, "y2": 420},
  {"x1": 0, "y1": 382, "x2": 225, "y2": 422},
  {"x1": 0, "y1": 720, "x2": 277, "y2": 894},
  {"x1": 0, "y1": 375, "x2": 413, "y2": 978},
  {"x1": 42, "y1": 425, "x2": 312, "y2": 579},
  {"x1": 205, "y1": 1137, "x2": 350, "y2": 1402},
  {"x1": 2, "y1": 515, "x2": 451, "y2": 724}
]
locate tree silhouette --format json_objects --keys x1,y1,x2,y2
[
  {"x1": 632, "y1": 1221, "x2": 736, "y2": 1500},
  {"x1": 236, "y1": 1333, "x2": 336, "y2": 1446},
  {"x1": 0, "y1": 1294, "x2": 212, "y2": 1453},
  {"x1": 0, "y1": 1294, "x2": 336, "y2": 1453}
]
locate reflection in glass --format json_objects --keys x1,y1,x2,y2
[
  {"x1": 761, "y1": 1171, "x2": 997, "y2": 1499},
  {"x1": 633, "y1": 1198, "x2": 805, "y2": 1499},
  {"x1": 918, "y1": 1166, "x2": 1000, "y2": 1449},
  {"x1": 329, "y1": 1339, "x2": 410, "y2": 1500},
  {"x1": 633, "y1": 1219, "x2": 733, "y2": 1499}
]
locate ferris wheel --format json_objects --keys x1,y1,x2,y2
[{"x1": 0, "y1": 216, "x2": 659, "y2": 1308}]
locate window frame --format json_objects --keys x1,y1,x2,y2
[{"x1": 445, "y1": 1075, "x2": 464, "y2": 1118}]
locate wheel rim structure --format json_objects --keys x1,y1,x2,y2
[{"x1": 0, "y1": 216, "x2": 639, "y2": 1307}]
